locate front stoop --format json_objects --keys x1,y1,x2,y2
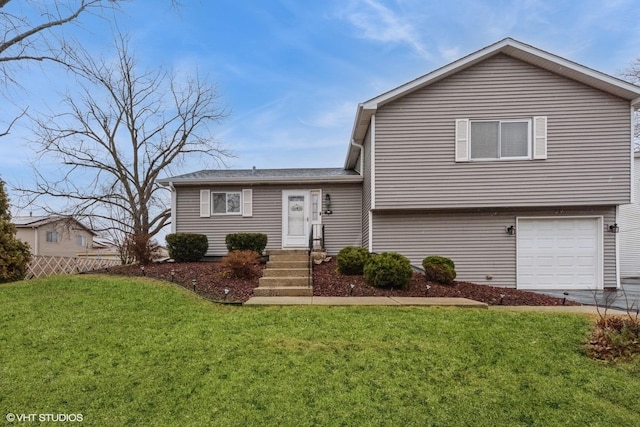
[{"x1": 253, "y1": 250, "x2": 312, "y2": 297}]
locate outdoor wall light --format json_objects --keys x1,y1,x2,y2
[
  {"x1": 608, "y1": 223, "x2": 619, "y2": 233},
  {"x1": 506, "y1": 225, "x2": 515, "y2": 235},
  {"x1": 324, "y1": 193, "x2": 333, "y2": 215}
]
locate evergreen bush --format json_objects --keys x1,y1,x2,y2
[
  {"x1": 225, "y1": 233, "x2": 268, "y2": 254},
  {"x1": 336, "y1": 246, "x2": 370, "y2": 275},
  {"x1": 363, "y1": 252, "x2": 412, "y2": 289},
  {"x1": 166, "y1": 233, "x2": 208, "y2": 262},
  {"x1": 422, "y1": 255, "x2": 456, "y2": 285},
  {"x1": 0, "y1": 180, "x2": 31, "y2": 283}
]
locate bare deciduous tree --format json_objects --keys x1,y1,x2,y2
[{"x1": 18, "y1": 34, "x2": 229, "y2": 263}]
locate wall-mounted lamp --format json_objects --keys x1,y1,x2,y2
[
  {"x1": 608, "y1": 223, "x2": 619, "y2": 233},
  {"x1": 324, "y1": 193, "x2": 332, "y2": 215},
  {"x1": 506, "y1": 225, "x2": 515, "y2": 235}
]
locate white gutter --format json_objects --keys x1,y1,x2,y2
[
  {"x1": 169, "y1": 181, "x2": 177, "y2": 234},
  {"x1": 350, "y1": 138, "x2": 364, "y2": 174}
]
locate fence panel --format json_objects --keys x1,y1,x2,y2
[{"x1": 26, "y1": 256, "x2": 121, "y2": 279}]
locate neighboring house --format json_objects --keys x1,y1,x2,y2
[
  {"x1": 13, "y1": 215, "x2": 97, "y2": 258},
  {"x1": 159, "y1": 38, "x2": 640, "y2": 291},
  {"x1": 619, "y1": 152, "x2": 640, "y2": 279}
]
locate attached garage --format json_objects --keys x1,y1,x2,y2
[{"x1": 516, "y1": 217, "x2": 603, "y2": 290}]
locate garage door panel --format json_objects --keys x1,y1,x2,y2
[{"x1": 517, "y1": 217, "x2": 602, "y2": 290}]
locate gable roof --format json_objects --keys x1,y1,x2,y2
[
  {"x1": 13, "y1": 215, "x2": 97, "y2": 235},
  {"x1": 159, "y1": 167, "x2": 363, "y2": 186},
  {"x1": 345, "y1": 38, "x2": 640, "y2": 169}
]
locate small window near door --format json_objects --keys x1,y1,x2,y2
[{"x1": 212, "y1": 192, "x2": 241, "y2": 215}]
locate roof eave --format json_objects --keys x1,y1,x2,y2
[{"x1": 159, "y1": 175, "x2": 364, "y2": 186}]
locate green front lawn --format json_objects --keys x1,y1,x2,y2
[{"x1": 1, "y1": 276, "x2": 639, "y2": 426}]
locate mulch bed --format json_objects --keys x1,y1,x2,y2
[
  {"x1": 313, "y1": 259, "x2": 580, "y2": 306},
  {"x1": 96, "y1": 258, "x2": 580, "y2": 306}
]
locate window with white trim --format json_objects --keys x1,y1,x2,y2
[
  {"x1": 75, "y1": 234, "x2": 87, "y2": 247},
  {"x1": 470, "y1": 119, "x2": 530, "y2": 160},
  {"x1": 46, "y1": 231, "x2": 59, "y2": 243},
  {"x1": 212, "y1": 192, "x2": 241, "y2": 215},
  {"x1": 200, "y1": 189, "x2": 252, "y2": 217},
  {"x1": 455, "y1": 117, "x2": 547, "y2": 162}
]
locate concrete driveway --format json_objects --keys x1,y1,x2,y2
[{"x1": 533, "y1": 278, "x2": 640, "y2": 312}]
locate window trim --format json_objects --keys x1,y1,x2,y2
[
  {"x1": 46, "y1": 230, "x2": 59, "y2": 243},
  {"x1": 469, "y1": 118, "x2": 531, "y2": 161},
  {"x1": 211, "y1": 191, "x2": 242, "y2": 215}
]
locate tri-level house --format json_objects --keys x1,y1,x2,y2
[{"x1": 159, "y1": 38, "x2": 640, "y2": 291}]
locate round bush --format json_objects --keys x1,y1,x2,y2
[
  {"x1": 422, "y1": 255, "x2": 456, "y2": 285},
  {"x1": 337, "y1": 246, "x2": 371, "y2": 275},
  {"x1": 363, "y1": 252, "x2": 412, "y2": 289},
  {"x1": 166, "y1": 233, "x2": 208, "y2": 262}
]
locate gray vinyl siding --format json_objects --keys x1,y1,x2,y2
[
  {"x1": 371, "y1": 206, "x2": 617, "y2": 288},
  {"x1": 361, "y1": 128, "x2": 372, "y2": 250},
  {"x1": 373, "y1": 54, "x2": 632, "y2": 210},
  {"x1": 175, "y1": 183, "x2": 362, "y2": 256},
  {"x1": 619, "y1": 155, "x2": 640, "y2": 277}
]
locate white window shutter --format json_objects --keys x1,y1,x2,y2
[
  {"x1": 455, "y1": 119, "x2": 469, "y2": 162},
  {"x1": 242, "y1": 189, "x2": 253, "y2": 217},
  {"x1": 199, "y1": 190, "x2": 210, "y2": 217},
  {"x1": 533, "y1": 116, "x2": 547, "y2": 159}
]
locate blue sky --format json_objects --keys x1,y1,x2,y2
[{"x1": 2, "y1": 0, "x2": 640, "y2": 214}]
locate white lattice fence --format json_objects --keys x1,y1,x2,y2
[{"x1": 26, "y1": 256, "x2": 121, "y2": 279}]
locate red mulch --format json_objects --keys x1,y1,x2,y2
[{"x1": 96, "y1": 258, "x2": 580, "y2": 306}]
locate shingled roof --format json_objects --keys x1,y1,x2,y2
[{"x1": 158, "y1": 167, "x2": 362, "y2": 185}]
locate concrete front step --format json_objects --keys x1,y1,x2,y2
[
  {"x1": 262, "y1": 268, "x2": 309, "y2": 278},
  {"x1": 267, "y1": 260, "x2": 308, "y2": 269},
  {"x1": 253, "y1": 286, "x2": 313, "y2": 297},
  {"x1": 267, "y1": 249, "x2": 309, "y2": 256},
  {"x1": 258, "y1": 276, "x2": 310, "y2": 287},
  {"x1": 268, "y1": 253, "x2": 308, "y2": 263}
]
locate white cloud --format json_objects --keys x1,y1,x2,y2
[{"x1": 338, "y1": 0, "x2": 431, "y2": 60}]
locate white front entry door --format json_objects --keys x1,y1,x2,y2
[{"x1": 282, "y1": 191, "x2": 310, "y2": 248}]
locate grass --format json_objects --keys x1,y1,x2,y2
[{"x1": 1, "y1": 276, "x2": 640, "y2": 426}]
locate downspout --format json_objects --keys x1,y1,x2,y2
[
  {"x1": 350, "y1": 138, "x2": 364, "y2": 174},
  {"x1": 33, "y1": 227, "x2": 39, "y2": 256},
  {"x1": 169, "y1": 182, "x2": 177, "y2": 234}
]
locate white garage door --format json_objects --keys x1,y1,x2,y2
[{"x1": 517, "y1": 217, "x2": 602, "y2": 290}]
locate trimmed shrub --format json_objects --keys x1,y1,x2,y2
[
  {"x1": 225, "y1": 233, "x2": 268, "y2": 254},
  {"x1": 220, "y1": 250, "x2": 261, "y2": 279},
  {"x1": 364, "y1": 252, "x2": 412, "y2": 289},
  {"x1": 422, "y1": 255, "x2": 456, "y2": 285},
  {"x1": 336, "y1": 246, "x2": 371, "y2": 275},
  {"x1": 166, "y1": 233, "x2": 208, "y2": 262}
]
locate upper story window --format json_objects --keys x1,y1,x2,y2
[
  {"x1": 455, "y1": 117, "x2": 547, "y2": 162},
  {"x1": 46, "y1": 231, "x2": 59, "y2": 243},
  {"x1": 212, "y1": 192, "x2": 241, "y2": 215},
  {"x1": 470, "y1": 119, "x2": 530, "y2": 160},
  {"x1": 75, "y1": 234, "x2": 87, "y2": 247}
]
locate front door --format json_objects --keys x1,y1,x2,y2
[{"x1": 282, "y1": 191, "x2": 309, "y2": 248}]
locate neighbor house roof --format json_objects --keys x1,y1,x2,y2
[
  {"x1": 12, "y1": 215, "x2": 97, "y2": 235},
  {"x1": 345, "y1": 37, "x2": 640, "y2": 169},
  {"x1": 158, "y1": 167, "x2": 363, "y2": 186}
]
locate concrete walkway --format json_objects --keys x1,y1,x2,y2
[
  {"x1": 532, "y1": 279, "x2": 640, "y2": 312},
  {"x1": 244, "y1": 296, "x2": 630, "y2": 314},
  {"x1": 245, "y1": 296, "x2": 488, "y2": 308}
]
